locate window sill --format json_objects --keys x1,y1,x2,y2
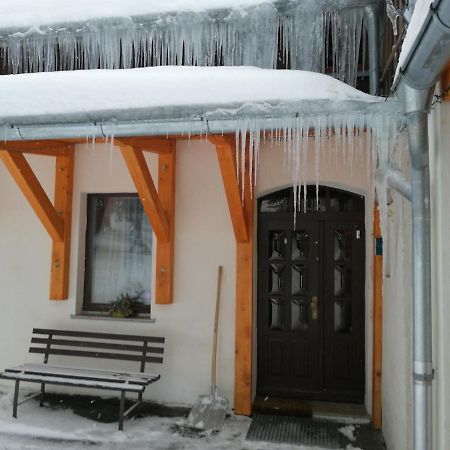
[{"x1": 70, "y1": 314, "x2": 155, "y2": 323}]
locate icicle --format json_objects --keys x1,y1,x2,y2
[
  {"x1": 108, "y1": 139, "x2": 114, "y2": 176},
  {"x1": 240, "y1": 124, "x2": 247, "y2": 201},
  {"x1": 313, "y1": 115, "x2": 321, "y2": 210},
  {"x1": 249, "y1": 122, "x2": 255, "y2": 198},
  {"x1": 2, "y1": 3, "x2": 368, "y2": 88},
  {"x1": 302, "y1": 118, "x2": 309, "y2": 213}
]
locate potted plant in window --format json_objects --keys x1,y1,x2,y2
[{"x1": 109, "y1": 293, "x2": 142, "y2": 318}]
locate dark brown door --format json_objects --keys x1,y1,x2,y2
[{"x1": 257, "y1": 187, "x2": 365, "y2": 403}]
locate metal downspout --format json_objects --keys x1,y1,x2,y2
[
  {"x1": 402, "y1": 83, "x2": 435, "y2": 450},
  {"x1": 365, "y1": 4, "x2": 381, "y2": 95}
]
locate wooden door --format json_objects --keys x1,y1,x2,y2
[{"x1": 257, "y1": 186, "x2": 365, "y2": 403}]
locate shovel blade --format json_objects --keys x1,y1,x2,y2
[{"x1": 186, "y1": 393, "x2": 228, "y2": 431}]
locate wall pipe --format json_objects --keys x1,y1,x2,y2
[
  {"x1": 402, "y1": 83, "x2": 434, "y2": 450},
  {"x1": 365, "y1": 3, "x2": 381, "y2": 95},
  {"x1": 376, "y1": 163, "x2": 412, "y2": 200},
  {"x1": 392, "y1": 0, "x2": 450, "y2": 448}
]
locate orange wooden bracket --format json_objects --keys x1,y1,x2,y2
[
  {"x1": 209, "y1": 134, "x2": 254, "y2": 416},
  {"x1": 155, "y1": 150, "x2": 176, "y2": 304},
  {"x1": 0, "y1": 150, "x2": 64, "y2": 242},
  {"x1": 441, "y1": 60, "x2": 450, "y2": 102},
  {"x1": 115, "y1": 137, "x2": 175, "y2": 154},
  {"x1": 235, "y1": 162, "x2": 254, "y2": 416},
  {"x1": 209, "y1": 135, "x2": 249, "y2": 243},
  {"x1": 0, "y1": 146, "x2": 75, "y2": 300},
  {"x1": 118, "y1": 141, "x2": 176, "y2": 304},
  {"x1": 50, "y1": 149, "x2": 75, "y2": 300},
  {"x1": 118, "y1": 144, "x2": 170, "y2": 242},
  {"x1": 372, "y1": 206, "x2": 383, "y2": 429},
  {"x1": 0, "y1": 140, "x2": 72, "y2": 156}
]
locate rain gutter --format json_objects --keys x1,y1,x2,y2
[
  {"x1": 0, "y1": 109, "x2": 393, "y2": 142},
  {"x1": 391, "y1": 1, "x2": 450, "y2": 449}
]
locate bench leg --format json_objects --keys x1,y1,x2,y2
[
  {"x1": 40, "y1": 383, "x2": 46, "y2": 407},
  {"x1": 119, "y1": 391, "x2": 125, "y2": 431},
  {"x1": 137, "y1": 392, "x2": 143, "y2": 414},
  {"x1": 13, "y1": 380, "x2": 20, "y2": 418}
]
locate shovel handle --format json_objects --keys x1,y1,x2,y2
[{"x1": 212, "y1": 266, "x2": 223, "y2": 387}]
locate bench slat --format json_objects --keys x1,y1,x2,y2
[
  {"x1": 0, "y1": 372, "x2": 146, "y2": 392},
  {"x1": 4, "y1": 365, "x2": 161, "y2": 385},
  {"x1": 14, "y1": 364, "x2": 161, "y2": 381},
  {"x1": 29, "y1": 347, "x2": 163, "y2": 364},
  {"x1": 31, "y1": 338, "x2": 164, "y2": 354},
  {"x1": 33, "y1": 328, "x2": 164, "y2": 343}
]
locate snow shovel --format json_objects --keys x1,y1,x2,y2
[{"x1": 186, "y1": 266, "x2": 228, "y2": 431}]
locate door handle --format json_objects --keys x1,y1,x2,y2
[{"x1": 311, "y1": 296, "x2": 319, "y2": 320}]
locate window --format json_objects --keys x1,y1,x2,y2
[{"x1": 83, "y1": 193, "x2": 152, "y2": 314}]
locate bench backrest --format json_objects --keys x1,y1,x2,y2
[{"x1": 30, "y1": 328, "x2": 164, "y2": 373}]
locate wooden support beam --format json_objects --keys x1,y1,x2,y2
[
  {"x1": 1, "y1": 141, "x2": 71, "y2": 156},
  {"x1": 119, "y1": 144, "x2": 170, "y2": 243},
  {"x1": 50, "y1": 148, "x2": 75, "y2": 300},
  {"x1": 209, "y1": 135, "x2": 248, "y2": 243},
  {"x1": 210, "y1": 134, "x2": 254, "y2": 414},
  {"x1": 234, "y1": 147, "x2": 254, "y2": 416},
  {"x1": 372, "y1": 206, "x2": 383, "y2": 429},
  {"x1": 155, "y1": 146, "x2": 176, "y2": 304},
  {"x1": 441, "y1": 60, "x2": 450, "y2": 101},
  {"x1": 115, "y1": 138, "x2": 175, "y2": 154},
  {"x1": 0, "y1": 150, "x2": 64, "y2": 242}
]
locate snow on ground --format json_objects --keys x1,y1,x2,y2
[
  {"x1": 0, "y1": 389, "x2": 351, "y2": 450},
  {"x1": 394, "y1": 0, "x2": 434, "y2": 79},
  {"x1": 0, "y1": 66, "x2": 386, "y2": 127},
  {"x1": 338, "y1": 425, "x2": 357, "y2": 442}
]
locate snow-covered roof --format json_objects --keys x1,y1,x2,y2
[
  {"x1": 0, "y1": 0, "x2": 379, "y2": 31},
  {"x1": 394, "y1": 0, "x2": 435, "y2": 81},
  {"x1": 0, "y1": 66, "x2": 398, "y2": 140}
]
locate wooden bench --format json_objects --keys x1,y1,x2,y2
[{"x1": 0, "y1": 328, "x2": 164, "y2": 430}]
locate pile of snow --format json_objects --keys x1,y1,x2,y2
[
  {"x1": 0, "y1": 66, "x2": 390, "y2": 127},
  {"x1": 0, "y1": 389, "x2": 359, "y2": 450},
  {"x1": 339, "y1": 424, "x2": 357, "y2": 441}
]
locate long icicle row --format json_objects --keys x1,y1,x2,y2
[
  {"x1": 233, "y1": 111, "x2": 402, "y2": 232},
  {"x1": 2, "y1": 3, "x2": 368, "y2": 86}
]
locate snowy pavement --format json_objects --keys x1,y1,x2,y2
[{"x1": 0, "y1": 389, "x2": 359, "y2": 450}]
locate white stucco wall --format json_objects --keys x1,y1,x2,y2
[
  {"x1": 430, "y1": 100, "x2": 450, "y2": 450},
  {"x1": 0, "y1": 141, "x2": 237, "y2": 405},
  {"x1": 0, "y1": 135, "x2": 374, "y2": 412},
  {"x1": 381, "y1": 189, "x2": 413, "y2": 450}
]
